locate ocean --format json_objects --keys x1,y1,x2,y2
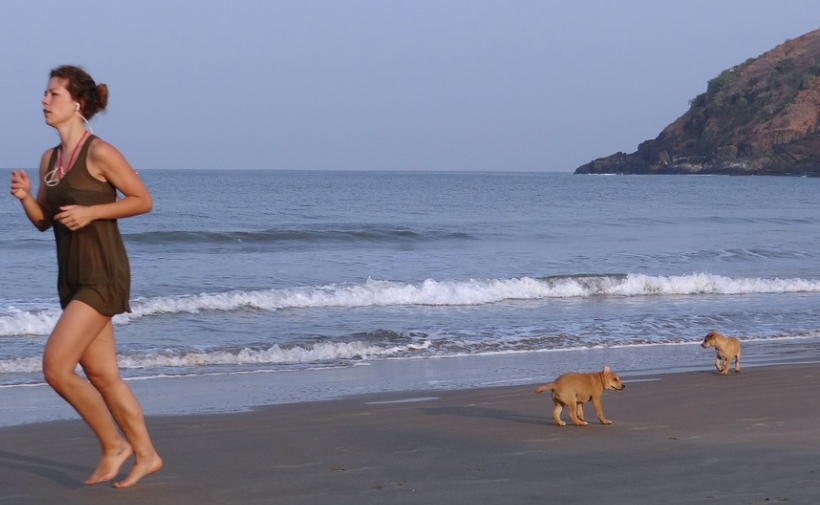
[{"x1": 2, "y1": 170, "x2": 820, "y2": 424}]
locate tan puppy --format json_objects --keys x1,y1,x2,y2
[
  {"x1": 534, "y1": 366, "x2": 625, "y2": 426},
  {"x1": 701, "y1": 331, "x2": 741, "y2": 374}
]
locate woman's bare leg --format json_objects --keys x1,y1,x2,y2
[
  {"x1": 80, "y1": 317, "x2": 162, "y2": 488},
  {"x1": 42, "y1": 300, "x2": 161, "y2": 487},
  {"x1": 43, "y1": 301, "x2": 132, "y2": 485}
]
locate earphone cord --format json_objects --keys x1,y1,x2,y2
[{"x1": 79, "y1": 114, "x2": 94, "y2": 134}]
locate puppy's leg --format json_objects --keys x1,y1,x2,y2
[
  {"x1": 575, "y1": 402, "x2": 587, "y2": 423},
  {"x1": 720, "y1": 357, "x2": 730, "y2": 375},
  {"x1": 592, "y1": 398, "x2": 612, "y2": 425},
  {"x1": 568, "y1": 401, "x2": 588, "y2": 426},
  {"x1": 734, "y1": 351, "x2": 741, "y2": 373},
  {"x1": 552, "y1": 399, "x2": 566, "y2": 427},
  {"x1": 714, "y1": 356, "x2": 722, "y2": 373}
]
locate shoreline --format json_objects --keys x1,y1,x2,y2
[
  {"x1": 3, "y1": 337, "x2": 820, "y2": 428},
  {"x1": 1, "y1": 362, "x2": 818, "y2": 504}
]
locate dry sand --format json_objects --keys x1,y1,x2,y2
[{"x1": 1, "y1": 364, "x2": 819, "y2": 504}]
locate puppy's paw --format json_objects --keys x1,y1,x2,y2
[{"x1": 601, "y1": 420, "x2": 612, "y2": 425}]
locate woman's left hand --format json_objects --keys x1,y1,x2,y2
[{"x1": 54, "y1": 205, "x2": 96, "y2": 231}]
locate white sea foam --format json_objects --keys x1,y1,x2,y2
[
  {"x1": 0, "y1": 340, "x2": 432, "y2": 375},
  {"x1": 2, "y1": 329, "x2": 818, "y2": 379},
  {"x1": 2, "y1": 273, "x2": 820, "y2": 337}
]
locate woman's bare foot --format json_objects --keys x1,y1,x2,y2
[
  {"x1": 84, "y1": 443, "x2": 133, "y2": 486},
  {"x1": 113, "y1": 454, "x2": 163, "y2": 489}
]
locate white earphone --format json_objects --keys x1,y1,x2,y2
[{"x1": 75, "y1": 102, "x2": 81, "y2": 111}]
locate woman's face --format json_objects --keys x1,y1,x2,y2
[{"x1": 42, "y1": 77, "x2": 76, "y2": 128}]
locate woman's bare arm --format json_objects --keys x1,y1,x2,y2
[{"x1": 11, "y1": 150, "x2": 54, "y2": 232}]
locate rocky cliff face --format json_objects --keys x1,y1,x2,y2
[{"x1": 576, "y1": 28, "x2": 820, "y2": 176}]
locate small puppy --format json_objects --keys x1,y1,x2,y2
[
  {"x1": 700, "y1": 331, "x2": 741, "y2": 375},
  {"x1": 534, "y1": 366, "x2": 625, "y2": 426}
]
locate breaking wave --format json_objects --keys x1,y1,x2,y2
[{"x1": 2, "y1": 272, "x2": 820, "y2": 337}]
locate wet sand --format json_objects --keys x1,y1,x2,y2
[{"x1": 1, "y1": 363, "x2": 819, "y2": 504}]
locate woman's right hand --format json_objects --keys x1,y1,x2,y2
[{"x1": 10, "y1": 170, "x2": 31, "y2": 200}]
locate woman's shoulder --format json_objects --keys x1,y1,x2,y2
[
  {"x1": 86, "y1": 136, "x2": 133, "y2": 178},
  {"x1": 38, "y1": 146, "x2": 57, "y2": 173},
  {"x1": 41, "y1": 144, "x2": 59, "y2": 158},
  {"x1": 87, "y1": 136, "x2": 125, "y2": 162}
]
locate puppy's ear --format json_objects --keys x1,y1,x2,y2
[{"x1": 602, "y1": 366, "x2": 610, "y2": 374}]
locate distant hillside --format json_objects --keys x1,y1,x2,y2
[{"x1": 576, "y1": 28, "x2": 820, "y2": 176}]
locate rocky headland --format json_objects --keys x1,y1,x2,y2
[{"x1": 576, "y1": 28, "x2": 820, "y2": 176}]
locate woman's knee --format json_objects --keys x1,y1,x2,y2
[
  {"x1": 42, "y1": 358, "x2": 77, "y2": 389},
  {"x1": 84, "y1": 368, "x2": 124, "y2": 393}
]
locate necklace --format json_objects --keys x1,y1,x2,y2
[{"x1": 56, "y1": 130, "x2": 89, "y2": 181}]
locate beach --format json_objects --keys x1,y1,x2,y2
[{"x1": 2, "y1": 362, "x2": 818, "y2": 504}]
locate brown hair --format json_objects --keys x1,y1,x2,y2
[{"x1": 49, "y1": 65, "x2": 109, "y2": 119}]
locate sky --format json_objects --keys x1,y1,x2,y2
[{"x1": 2, "y1": 1, "x2": 820, "y2": 173}]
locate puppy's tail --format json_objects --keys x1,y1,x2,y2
[{"x1": 534, "y1": 383, "x2": 556, "y2": 394}]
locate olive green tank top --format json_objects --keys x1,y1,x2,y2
[{"x1": 44, "y1": 135, "x2": 131, "y2": 316}]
